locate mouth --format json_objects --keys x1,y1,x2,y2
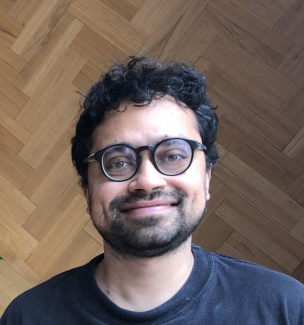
[{"x1": 119, "y1": 201, "x2": 180, "y2": 214}]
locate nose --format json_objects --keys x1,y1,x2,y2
[{"x1": 127, "y1": 151, "x2": 167, "y2": 194}]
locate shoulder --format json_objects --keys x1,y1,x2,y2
[
  {"x1": 210, "y1": 250, "x2": 304, "y2": 296},
  {"x1": 1, "y1": 267, "x2": 79, "y2": 324}
]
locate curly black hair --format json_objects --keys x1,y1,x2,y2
[{"x1": 71, "y1": 56, "x2": 219, "y2": 186}]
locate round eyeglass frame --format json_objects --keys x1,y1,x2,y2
[{"x1": 84, "y1": 138, "x2": 207, "y2": 182}]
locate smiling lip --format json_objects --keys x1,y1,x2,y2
[{"x1": 119, "y1": 199, "x2": 178, "y2": 215}]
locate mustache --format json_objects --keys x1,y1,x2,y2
[{"x1": 109, "y1": 189, "x2": 187, "y2": 212}]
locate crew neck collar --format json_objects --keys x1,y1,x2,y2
[{"x1": 76, "y1": 244, "x2": 213, "y2": 324}]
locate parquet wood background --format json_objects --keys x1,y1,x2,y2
[{"x1": 0, "y1": 0, "x2": 304, "y2": 314}]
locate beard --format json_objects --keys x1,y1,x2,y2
[{"x1": 89, "y1": 188, "x2": 207, "y2": 259}]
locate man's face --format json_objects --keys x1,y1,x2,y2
[{"x1": 83, "y1": 96, "x2": 211, "y2": 258}]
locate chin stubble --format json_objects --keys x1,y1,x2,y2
[{"x1": 89, "y1": 188, "x2": 207, "y2": 259}]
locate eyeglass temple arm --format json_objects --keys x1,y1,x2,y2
[
  {"x1": 84, "y1": 153, "x2": 96, "y2": 163},
  {"x1": 198, "y1": 143, "x2": 207, "y2": 151}
]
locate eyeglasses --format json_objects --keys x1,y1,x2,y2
[{"x1": 84, "y1": 138, "x2": 207, "y2": 182}]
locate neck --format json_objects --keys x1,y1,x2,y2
[{"x1": 94, "y1": 239, "x2": 194, "y2": 312}]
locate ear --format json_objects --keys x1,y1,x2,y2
[
  {"x1": 82, "y1": 184, "x2": 91, "y2": 215},
  {"x1": 205, "y1": 165, "x2": 212, "y2": 201}
]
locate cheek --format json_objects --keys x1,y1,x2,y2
[
  {"x1": 89, "y1": 178, "x2": 126, "y2": 214},
  {"x1": 174, "y1": 170, "x2": 206, "y2": 204}
]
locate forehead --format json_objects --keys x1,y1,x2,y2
[{"x1": 91, "y1": 96, "x2": 201, "y2": 151}]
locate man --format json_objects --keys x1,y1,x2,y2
[{"x1": 1, "y1": 57, "x2": 304, "y2": 324}]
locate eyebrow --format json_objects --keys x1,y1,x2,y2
[{"x1": 103, "y1": 134, "x2": 191, "y2": 149}]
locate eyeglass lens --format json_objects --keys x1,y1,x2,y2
[{"x1": 101, "y1": 139, "x2": 192, "y2": 181}]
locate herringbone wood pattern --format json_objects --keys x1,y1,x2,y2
[{"x1": 0, "y1": 0, "x2": 304, "y2": 315}]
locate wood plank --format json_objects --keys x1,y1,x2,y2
[
  {"x1": 220, "y1": 193, "x2": 304, "y2": 262},
  {"x1": 15, "y1": 47, "x2": 85, "y2": 134},
  {"x1": 0, "y1": 187, "x2": 29, "y2": 225},
  {"x1": 0, "y1": 174, "x2": 36, "y2": 216},
  {"x1": 100, "y1": 0, "x2": 138, "y2": 22},
  {"x1": 194, "y1": 57, "x2": 222, "y2": 90},
  {"x1": 218, "y1": 113, "x2": 302, "y2": 191},
  {"x1": 0, "y1": 156, "x2": 27, "y2": 190},
  {"x1": 72, "y1": 62, "x2": 103, "y2": 93},
  {"x1": 18, "y1": 84, "x2": 80, "y2": 169},
  {"x1": 290, "y1": 217, "x2": 304, "y2": 244},
  {"x1": 200, "y1": 5, "x2": 284, "y2": 69},
  {"x1": 131, "y1": 0, "x2": 175, "y2": 35},
  {"x1": 69, "y1": 36, "x2": 113, "y2": 72},
  {"x1": 288, "y1": 57, "x2": 304, "y2": 85},
  {"x1": 29, "y1": 145, "x2": 76, "y2": 205},
  {"x1": 0, "y1": 7, "x2": 23, "y2": 38},
  {"x1": 0, "y1": 91, "x2": 21, "y2": 118},
  {"x1": 0, "y1": 75, "x2": 29, "y2": 109},
  {"x1": 215, "y1": 194, "x2": 302, "y2": 272},
  {"x1": 286, "y1": 171, "x2": 304, "y2": 208},
  {"x1": 0, "y1": 241, "x2": 41, "y2": 287},
  {"x1": 0, "y1": 261, "x2": 32, "y2": 297},
  {"x1": 0, "y1": 0, "x2": 14, "y2": 13},
  {"x1": 76, "y1": 25, "x2": 126, "y2": 60},
  {"x1": 292, "y1": 259, "x2": 304, "y2": 283},
  {"x1": 24, "y1": 176, "x2": 80, "y2": 243},
  {"x1": 273, "y1": 0, "x2": 304, "y2": 44},
  {"x1": 0, "y1": 272, "x2": 20, "y2": 302},
  {"x1": 79, "y1": 61, "x2": 102, "y2": 83},
  {"x1": 169, "y1": 18, "x2": 208, "y2": 62},
  {"x1": 0, "y1": 108, "x2": 31, "y2": 144},
  {"x1": 276, "y1": 42, "x2": 304, "y2": 79},
  {"x1": 0, "y1": 222, "x2": 33, "y2": 261},
  {"x1": 0, "y1": 294, "x2": 9, "y2": 312},
  {"x1": 23, "y1": 155, "x2": 78, "y2": 241},
  {"x1": 13, "y1": 12, "x2": 83, "y2": 95},
  {"x1": 283, "y1": 126, "x2": 304, "y2": 160},
  {"x1": 0, "y1": 140, "x2": 33, "y2": 182},
  {"x1": 10, "y1": 0, "x2": 73, "y2": 61},
  {"x1": 0, "y1": 206, "x2": 39, "y2": 255},
  {"x1": 193, "y1": 213, "x2": 234, "y2": 252},
  {"x1": 0, "y1": 58, "x2": 18, "y2": 83},
  {"x1": 220, "y1": 152, "x2": 304, "y2": 222},
  {"x1": 202, "y1": 34, "x2": 297, "y2": 108},
  {"x1": 214, "y1": 73, "x2": 300, "y2": 139},
  {"x1": 0, "y1": 42, "x2": 25, "y2": 73},
  {"x1": 159, "y1": 0, "x2": 210, "y2": 60},
  {"x1": 0, "y1": 29, "x2": 16, "y2": 48},
  {"x1": 9, "y1": 0, "x2": 44, "y2": 26},
  {"x1": 214, "y1": 163, "x2": 297, "y2": 231},
  {"x1": 208, "y1": 84, "x2": 291, "y2": 150},
  {"x1": 223, "y1": 231, "x2": 291, "y2": 275},
  {"x1": 39, "y1": 230, "x2": 100, "y2": 283},
  {"x1": 127, "y1": 0, "x2": 144, "y2": 10},
  {"x1": 227, "y1": 0, "x2": 291, "y2": 29},
  {"x1": 26, "y1": 194, "x2": 89, "y2": 276},
  {"x1": 137, "y1": 0, "x2": 191, "y2": 57},
  {"x1": 279, "y1": 82, "x2": 304, "y2": 126},
  {"x1": 21, "y1": 122, "x2": 75, "y2": 198},
  {"x1": 68, "y1": 0, "x2": 148, "y2": 54},
  {"x1": 208, "y1": 0, "x2": 294, "y2": 56},
  {"x1": 0, "y1": 125, "x2": 23, "y2": 154}
]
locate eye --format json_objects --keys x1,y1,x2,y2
[{"x1": 106, "y1": 157, "x2": 135, "y2": 170}]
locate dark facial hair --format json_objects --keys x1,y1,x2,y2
[{"x1": 90, "y1": 188, "x2": 206, "y2": 259}]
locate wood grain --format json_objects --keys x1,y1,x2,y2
[{"x1": 0, "y1": 0, "x2": 304, "y2": 314}]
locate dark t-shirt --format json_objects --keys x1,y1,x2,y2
[{"x1": 1, "y1": 245, "x2": 304, "y2": 324}]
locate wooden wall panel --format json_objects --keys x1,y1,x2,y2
[{"x1": 0, "y1": 0, "x2": 303, "y2": 314}]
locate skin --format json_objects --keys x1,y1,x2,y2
[{"x1": 83, "y1": 96, "x2": 211, "y2": 312}]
